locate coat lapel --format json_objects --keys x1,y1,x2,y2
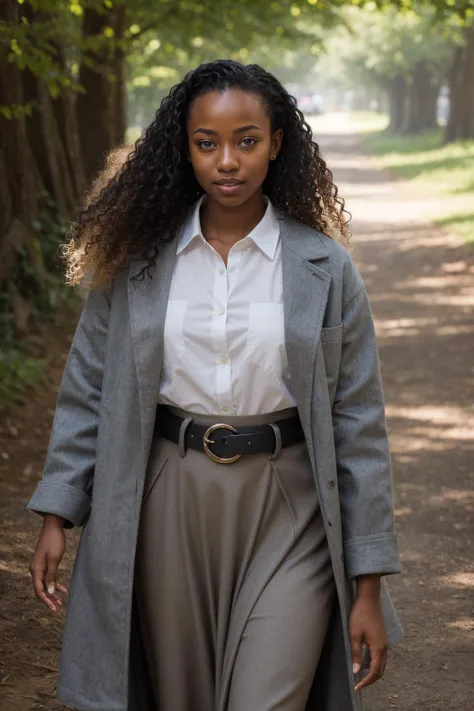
[
  {"x1": 280, "y1": 216, "x2": 332, "y2": 450},
  {"x1": 127, "y1": 237, "x2": 178, "y2": 466}
]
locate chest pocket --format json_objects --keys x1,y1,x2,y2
[
  {"x1": 246, "y1": 302, "x2": 289, "y2": 376},
  {"x1": 163, "y1": 300, "x2": 187, "y2": 373},
  {"x1": 319, "y1": 323, "x2": 343, "y2": 404}
]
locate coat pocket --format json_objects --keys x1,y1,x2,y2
[{"x1": 321, "y1": 323, "x2": 343, "y2": 343}]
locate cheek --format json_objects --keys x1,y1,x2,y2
[
  {"x1": 189, "y1": 151, "x2": 212, "y2": 178},
  {"x1": 246, "y1": 153, "x2": 270, "y2": 182}
]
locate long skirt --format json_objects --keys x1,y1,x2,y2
[{"x1": 135, "y1": 407, "x2": 336, "y2": 711}]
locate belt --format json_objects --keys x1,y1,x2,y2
[{"x1": 156, "y1": 407, "x2": 305, "y2": 464}]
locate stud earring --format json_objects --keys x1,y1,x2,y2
[{"x1": 271, "y1": 154, "x2": 277, "y2": 160}]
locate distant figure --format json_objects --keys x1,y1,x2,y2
[{"x1": 27, "y1": 60, "x2": 402, "y2": 711}]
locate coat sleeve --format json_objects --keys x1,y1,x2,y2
[
  {"x1": 27, "y1": 285, "x2": 112, "y2": 528},
  {"x1": 332, "y1": 271, "x2": 401, "y2": 579}
]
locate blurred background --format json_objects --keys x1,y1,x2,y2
[{"x1": 0, "y1": 1, "x2": 473, "y2": 710}]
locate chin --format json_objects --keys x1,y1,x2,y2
[{"x1": 210, "y1": 186, "x2": 260, "y2": 208}]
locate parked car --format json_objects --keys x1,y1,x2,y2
[{"x1": 297, "y1": 93, "x2": 324, "y2": 116}]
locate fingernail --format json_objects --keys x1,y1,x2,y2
[
  {"x1": 47, "y1": 584, "x2": 55, "y2": 595},
  {"x1": 353, "y1": 663, "x2": 360, "y2": 674}
]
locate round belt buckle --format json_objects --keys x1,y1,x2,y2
[{"x1": 203, "y1": 423, "x2": 241, "y2": 464}]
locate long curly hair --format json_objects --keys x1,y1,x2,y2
[{"x1": 62, "y1": 60, "x2": 351, "y2": 289}]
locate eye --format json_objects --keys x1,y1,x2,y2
[
  {"x1": 197, "y1": 140, "x2": 215, "y2": 150},
  {"x1": 240, "y1": 137, "x2": 258, "y2": 148}
]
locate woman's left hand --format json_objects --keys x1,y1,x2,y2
[{"x1": 349, "y1": 588, "x2": 389, "y2": 692}]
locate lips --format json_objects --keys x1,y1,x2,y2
[{"x1": 214, "y1": 179, "x2": 244, "y2": 186}]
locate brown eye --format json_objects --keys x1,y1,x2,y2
[
  {"x1": 197, "y1": 140, "x2": 214, "y2": 150},
  {"x1": 240, "y1": 137, "x2": 257, "y2": 148}
]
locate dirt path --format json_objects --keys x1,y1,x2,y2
[
  {"x1": 1, "y1": 116, "x2": 473, "y2": 710},
  {"x1": 314, "y1": 115, "x2": 474, "y2": 710}
]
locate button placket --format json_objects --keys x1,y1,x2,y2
[{"x1": 212, "y1": 256, "x2": 233, "y2": 414}]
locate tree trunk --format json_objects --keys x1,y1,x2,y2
[
  {"x1": 403, "y1": 63, "x2": 439, "y2": 135},
  {"x1": 111, "y1": 4, "x2": 128, "y2": 147},
  {"x1": 387, "y1": 75, "x2": 406, "y2": 133},
  {"x1": 445, "y1": 25, "x2": 474, "y2": 142},
  {"x1": 77, "y1": 6, "x2": 115, "y2": 187},
  {"x1": 0, "y1": 0, "x2": 42, "y2": 293},
  {"x1": 20, "y1": 5, "x2": 81, "y2": 219},
  {"x1": 52, "y1": 41, "x2": 87, "y2": 201}
]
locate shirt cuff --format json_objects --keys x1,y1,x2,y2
[
  {"x1": 343, "y1": 532, "x2": 402, "y2": 579},
  {"x1": 27, "y1": 481, "x2": 91, "y2": 528}
]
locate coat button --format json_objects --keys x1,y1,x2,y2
[
  {"x1": 327, "y1": 479, "x2": 335, "y2": 489},
  {"x1": 327, "y1": 519, "x2": 332, "y2": 526}
]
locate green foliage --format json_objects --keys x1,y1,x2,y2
[
  {"x1": 0, "y1": 190, "x2": 79, "y2": 404},
  {"x1": 316, "y1": 3, "x2": 461, "y2": 93},
  {"x1": 0, "y1": 348, "x2": 50, "y2": 406}
]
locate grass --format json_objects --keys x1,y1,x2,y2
[{"x1": 357, "y1": 117, "x2": 474, "y2": 244}]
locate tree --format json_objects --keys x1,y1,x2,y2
[
  {"x1": 316, "y1": 4, "x2": 460, "y2": 135},
  {"x1": 0, "y1": 0, "x2": 339, "y2": 343},
  {"x1": 445, "y1": 22, "x2": 474, "y2": 142}
]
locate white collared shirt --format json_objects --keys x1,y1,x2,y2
[{"x1": 157, "y1": 196, "x2": 296, "y2": 415}]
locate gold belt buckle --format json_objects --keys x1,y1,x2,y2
[{"x1": 203, "y1": 423, "x2": 242, "y2": 464}]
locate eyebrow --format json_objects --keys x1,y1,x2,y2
[{"x1": 192, "y1": 124, "x2": 263, "y2": 136}]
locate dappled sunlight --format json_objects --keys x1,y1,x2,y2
[
  {"x1": 439, "y1": 572, "x2": 474, "y2": 589},
  {"x1": 374, "y1": 316, "x2": 438, "y2": 338},
  {"x1": 0, "y1": 560, "x2": 29, "y2": 578},
  {"x1": 385, "y1": 404, "x2": 471, "y2": 426},
  {"x1": 399, "y1": 274, "x2": 473, "y2": 290},
  {"x1": 447, "y1": 619, "x2": 474, "y2": 631},
  {"x1": 394, "y1": 506, "x2": 413, "y2": 517},
  {"x1": 415, "y1": 292, "x2": 474, "y2": 308}
]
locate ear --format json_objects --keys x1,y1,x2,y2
[{"x1": 270, "y1": 129, "x2": 283, "y2": 160}]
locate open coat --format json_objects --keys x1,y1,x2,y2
[{"x1": 28, "y1": 212, "x2": 403, "y2": 711}]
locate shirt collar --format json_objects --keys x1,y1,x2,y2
[{"x1": 177, "y1": 195, "x2": 280, "y2": 260}]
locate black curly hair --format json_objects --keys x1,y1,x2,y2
[{"x1": 63, "y1": 59, "x2": 351, "y2": 288}]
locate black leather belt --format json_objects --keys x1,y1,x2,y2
[{"x1": 156, "y1": 407, "x2": 305, "y2": 464}]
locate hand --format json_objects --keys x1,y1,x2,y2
[
  {"x1": 349, "y1": 582, "x2": 389, "y2": 692},
  {"x1": 30, "y1": 514, "x2": 69, "y2": 612}
]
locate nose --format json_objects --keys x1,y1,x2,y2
[{"x1": 217, "y1": 144, "x2": 239, "y2": 173}]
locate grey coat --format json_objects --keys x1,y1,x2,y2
[{"x1": 27, "y1": 213, "x2": 403, "y2": 711}]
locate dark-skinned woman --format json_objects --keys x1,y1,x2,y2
[{"x1": 28, "y1": 60, "x2": 402, "y2": 711}]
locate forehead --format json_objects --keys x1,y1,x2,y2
[{"x1": 187, "y1": 89, "x2": 269, "y2": 129}]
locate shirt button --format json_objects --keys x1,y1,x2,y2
[
  {"x1": 222, "y1": 406, "x2": 231, "y2": 413},
  {"x1": 220, "y1": 355, "x2": 228, "y2": 364},
  {"x1": 216, "y1": 307, "x2": 225, "y2": 316},
  {"x1": 229, "y1": 267, "x2": 236, "y2": 273},
  {"x1": 219, "y1": 268, "x2": 225, "y2": 275}
]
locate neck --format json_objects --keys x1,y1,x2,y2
[{"x1": 200, "y1": 190, "x2": 266, "y2": 248}]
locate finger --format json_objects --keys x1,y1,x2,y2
[
  {"x1": 44, "y1": 554, "x2": 59, "y2": 597},
  {"x1": 31, "y1": 567, "x2": 57, "y2": 612},
  {"x1": 350, "y1": 633, "x2": 363, "y2": 675},
  {"x1": 55, "y1": 583, "x2": 69, "y2": 595},
  {"x1": 354, "y1": 647, "x2": 384, "y2": 692},
  {"x1": 379, "y1": 647, "x2": 389, "y2": 678}
]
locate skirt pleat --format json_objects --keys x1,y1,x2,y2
[{"x1": 135, "y1": 408, "x2": 335, "y2": 711}]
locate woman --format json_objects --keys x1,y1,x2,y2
[{"x1": 28, "y1": 60, "x2": 402, "y2": 711}]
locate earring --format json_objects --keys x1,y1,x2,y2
[{"x1": 271, "y1": 155, "x2": 277, "y2": 160}]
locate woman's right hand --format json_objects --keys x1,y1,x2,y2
[{"x1": 30, "y1": 514, "x2": 69, "y2": 612}]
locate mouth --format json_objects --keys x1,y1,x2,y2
[
  {"x1": 213, "y1": 179, "x2": 245, "y2": 195},
  {"x1": 214, "y1": 179, "x2": 245, "y2": 186}
]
